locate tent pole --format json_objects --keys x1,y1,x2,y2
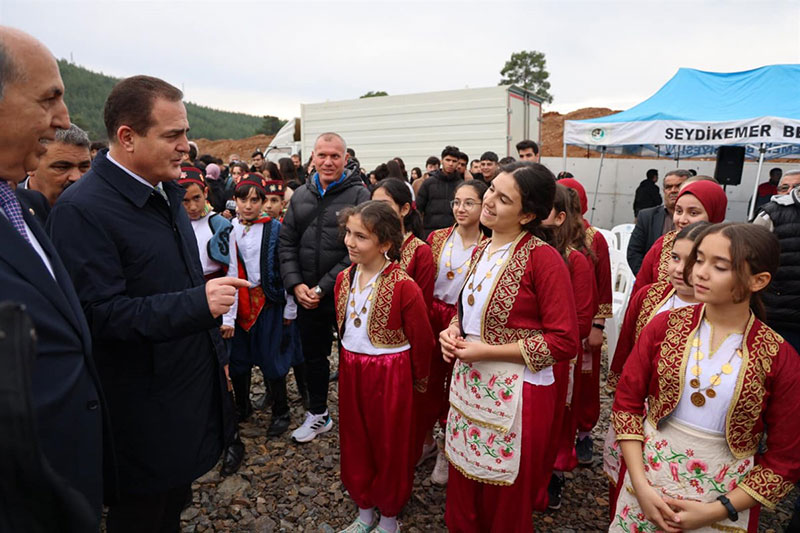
[
  {"x1": 748, "y1": 143, "x2": 767, "y2": 221},
  {"x1": 590, "y1": 146, "x2": 606, "y2": 226},
  {"x1": 562, "y1": 141, "x2": 567, "y2": 172}
]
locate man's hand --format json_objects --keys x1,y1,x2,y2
[
  {"x1": 220, "y1": 325, "x2": 235, "y2": 339},
  {"x1": 206, "y1": 277, "x2": 250, "y2": 318},
  {"x1": 294, "y1": 283, "x2": 320, "y2": 310}
]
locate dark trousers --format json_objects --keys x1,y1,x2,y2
[
  {"x1": 296, "y1": 297, "x2": 336, "y2": 415},
  {"x1": 105, "y1": 484, "x2": 191, "y2": 533}
]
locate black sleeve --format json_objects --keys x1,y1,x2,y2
[
  {"x1": 626, "y1": 215, "x2": 648, "y2": 275},
  {"x1": 48, "y1": 202, "x2": 216, "y2": 343},
  {"x1": 278, "y1": 193, "x2": 304, "y2": 291}
]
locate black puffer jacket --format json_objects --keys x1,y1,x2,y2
[
  {"x1": 761, "y1": 193, "x2": 800, "y2": 331},
  {"x1": 417, "y1": 170, "x2": 464, "y2": 237},
  {"x1": 279, "y1": 165, "x2": 371, "y2": 296}
]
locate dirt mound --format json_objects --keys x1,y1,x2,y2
[
  {"x1": 541, "y1": 107, "x2": 621, "y2": 157},
  {"x1": 193, "y1": 135, "x2": 275, "y2": 162}
]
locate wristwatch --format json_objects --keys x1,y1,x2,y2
[
  {"x1": 313, "y1": 286, "x2": 324, "y2": 297},
  {"x1": 592, "y1": 323, "x2": 605, "y2": 331},
  {"x1": 716, "y1": 495, "x2": 738, "y2": 522}
]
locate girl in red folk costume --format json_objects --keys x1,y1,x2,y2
[
  {"x1": 541, "y1": 184, "x2": 597, "y2": 510},
  {"x1": 440, "y1": 163, "x2": 579, "y2": 532},
  {"x1": 372, "y1": 178, "x2": 435, "y2": 310},
  {"x1": 603, "y1": 221, "x2": 707, "y2": 510},
  {"x1": 611, "y1": 223, "x2": 800, "y2": 533},
  {"x1": 632, "y1": 179, "x2": 728, "y2": 296},
  {"x1": 425, "y1": 179, "x2": 489, "y2": 486},
  {"x1": 335, "y1": 201, "x2": 435, "y2": 533},
  {"x1": 559, "y1": 177, "x2": 612, "y2": 465}
]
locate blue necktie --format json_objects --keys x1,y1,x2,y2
[{"x1": 0, "y1": 180, "x2": 30, "y2": 243}]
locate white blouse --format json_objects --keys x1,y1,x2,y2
[
  {"x1": 433, "y1": 229, "x2": 479, "y2": 305},
  {"x1": 671, "y1": 319, "x2": 744, "y2": 435},
  {"x1": 341, "y1": 266, "x2": 410, "y2": 355},
  {"x1": 655, "y1": 293, "x2": 694, "y2": 316},
  {"x1": 461, "y1": 241, "x2": 554, "y2": 386},
  {"x1": 230, "y1": 218, "x2": 263, "y2": 285},
  {"x1": 190, "y1": 213, "x2": 215, "y2": 277}
]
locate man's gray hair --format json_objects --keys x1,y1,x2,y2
[
  {"x1": 54, "y1": 123, "x2": 90, "y2": 148},
  {"x1": 0, "y1": 39, "x2": 21, "y2": 100},
  {"x1": 313, "y1": 132, "x2": 347, "y2": 152},
  {"x1": 780, "y1": 169, "x2": 800, "y2": 184}
]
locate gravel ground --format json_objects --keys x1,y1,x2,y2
[{"x1": 175, "y1": 347, "x2": 795, "y2": 533}]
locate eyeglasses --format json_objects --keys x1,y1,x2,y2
[
  {"x1": 450, "y1": 200, "x2": 481, "y2": 210},
  {"x1": 777, "y1": 183, "x2": 799, "y2": 193}
]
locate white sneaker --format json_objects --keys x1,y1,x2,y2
[
  {"x1": 416, "y1": 441, "x2": 438, "y2": 466},
  {"x1": 431, "y1": 450, "x2": 449, "y2": 485},
  {"x1": 291, "y1": 411, "x2": 333, "y2": 443}
]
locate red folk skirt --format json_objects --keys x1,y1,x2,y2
[
  {"x1": 339, "y1": 347, "x2": 415, "y2": 517},
  {"x1": 445, "y1": 381, "x2": 558, "y2": 533},
  {"x1": 422, "y1": 298, "x2": 458, "y2": 429},
  {"x1": 575, "y1": 343, "x2": 601, "y2": 432}
]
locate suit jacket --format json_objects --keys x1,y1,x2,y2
[
  {"x1": 15, "y1": 187, "x2": 50, "y2": 226},
  {"x1": 626, "y1": 205, "x2": 668, "y2": 275},
  {"x1": 48, "y1": 150, "x2": 234, "y2": 495},
  {"x1": 0, "y1": 187, "x2": 104, "y2": 523}
]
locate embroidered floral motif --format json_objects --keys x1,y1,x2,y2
[
  {"x1": 444, "y1": 408, "x2": 518, "y2": 486},
  {"x1": 596, "y1": 302, "x2": 613, "y2": 319},
  {"x1": 647, "y1": 305, "x2": 695, "y2": 429},
  {"x1": 335, "y1": 265, "x2": 353, "y2": 332},
  {"x1": 518, "y1": 333, "x2": 555, "y2": 374},
  {"x1": 368, "y1": 267, "x2": 410, "y2": 348},
  {"x1": 655, "y1": 230, "x2": 677, "y2": 284},
  {"x1": 739, "y1": 464, "x2": 794, "y2": 509},
  {"x1": 726, "y1": 319, "x2": 779, "y2": 459},
  {"x1": 399, "y1": 234, "x2": 426, "y2": 271},
  {"x1": 450, "y1": 362, "x2": 521, "y2": 414},
  {"x1": 635, "y1": 282, "x2": 674, "y2": 340},
  {"x1": 606, "y1": 370, "x2": 621, "y2": 393},
  {"x1": 428, "y1": 226, "x2": 453, "y2": 278},
  {"x1": 584, "y1": 226, "x2": 597, "y2": 251},
  {"x1": 611, "y1": 410, "x2": 644, "y2": 440}
]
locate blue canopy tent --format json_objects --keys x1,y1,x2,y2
[{"x1": 563, "y1": 64, "x2": 800, "y2": 221}]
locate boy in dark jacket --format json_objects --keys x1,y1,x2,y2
[{"x1": 416, "y1": 145, "x2": 464, "y2": 238}]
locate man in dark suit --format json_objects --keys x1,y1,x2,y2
[
  {"x1": 0, "y1": 26, "x2": 105, "y2": 528},
  {"x1": 48, "y1": 75, "x2": 247, "y2": 533},
  {"x1": 627, "y1": 169, "x2": 690, "y2": 274},
  {"x1": 632, "y1": 168, "x2": 661, "y2": 217}
]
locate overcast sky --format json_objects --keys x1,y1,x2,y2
[{"x1": 3, "y1": 0, "x2": 799, "y2": 120}]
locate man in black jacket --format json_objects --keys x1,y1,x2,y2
[
  {"x1": 627, "y1": 169, "x2": 690, "y2": 274},
  {"x1": 417, "y1": 145, "x2": 463, "y2": 238},
  {"x1": 279, "y1": 132, "x2": 370, "y2": 443},
  {"x1": 632, "y1": 169, "x2": 661, "y2": 217},
  {"x1": 49, "y1": 75, "x2": 245, "y2": 533}
]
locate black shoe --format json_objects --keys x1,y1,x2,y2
[
  {"x1": 329, "y1": 370, "x2": 339, "y2": 383},
  {"x1": 547, "y1": 473, "x2": 565, "y2": 510},
  {"x1": 576, "y1": 435, "x2": 593, "y2": 466},
  {"x1": 220, "y1": 438, "x2": 245, "y2": 476},
  {"x1": 267, "y1": 412, "x2": 291, "y2": 437}
]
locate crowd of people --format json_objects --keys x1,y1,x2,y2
[{"x1": 2, "y1": 25, "x2": 800, "y2": 533}]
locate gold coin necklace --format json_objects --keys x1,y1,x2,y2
[
  {"x1": 349, "y1": 264, "x2": 383, "y2": 328},
  {"x1": 688, "y1": 329, "x2": 743, "y2": 407},
  {"x1": 444, "y1": 232, "x2": 478, "y2": 281},
  {"x1": 465, "y1": 242, "x2": 511, "y2": 306}
]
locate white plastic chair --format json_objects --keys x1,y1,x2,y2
[
  {"x1": 597, "y1": 228, "x2": 617, "y2": 252},
  {"x1": 611, "y1": 223, "x2": 636, "y2": 254},
  {"x1": 606, "y1": 256, "x2": 636, "y2": 365}
]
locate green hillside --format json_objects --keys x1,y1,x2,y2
[{"x1": 57, "y1": 60, "x2": 265, "y2": 141}]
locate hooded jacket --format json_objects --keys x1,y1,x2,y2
[
  {"x1": 416, "y1": 169, "x2": 464, "y2": 237},
  {"x1": 279, "y1": 161, "x2": 371, "y2": 296}
]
